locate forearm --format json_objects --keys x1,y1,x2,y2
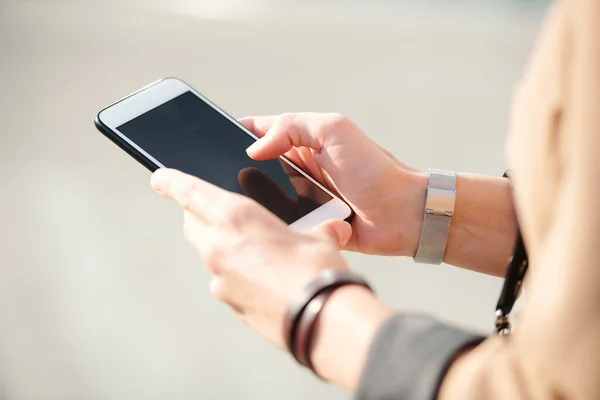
[
  {"x1": 445, "y1": 173, "x2": 517, "y2": 276},
  {"x1": 307, "y1": 286, "x2": 485, "y2": 396},
  {"x1": 309, "y1": 286, "x2": 391, "y2": 391},
  {"x1": 410, "y1": 172, "x2": 517, "y2": 276}
]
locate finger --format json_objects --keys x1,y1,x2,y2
[
  {"x1": 295, "y1": 147, "x2": 328, "y2": 184},
  {"x1": 242, "y1": 116, "x2": 332, "y2": 187},
  {"x1": 209, "y1": 276, "x2": 246, "y2": 317},
  {"x1": 240, "y1": 117, "x2": 313, "y2": 173},
  {"x1": 279, "y1": 152, "x2": 330, "y2": 194},
  {"x1": 309, "y1": 219, "x2": 352, "y2": 248},
  {"x1": 238, "y1": 116, "x2": 277, "y2": 138},
  {"x1": 183, "y1": 210, "x2": 210, "y2": 250},
  {"x1": 153, "y1": 168, "x2": 286, "y2": 233},
  {"x1": 245, "y1": 113, "x2": 345, "y2": 161},
  {"x1": 275, "y1": 160, "x2": 339, "y2": 214},
  {"x1": 240, "y1": 116, "x2": 304, "y2": 166},
  {"x1": 151, "y1": 168, "x2": 234, "y2": 224},
  {"x1": 183, "y1": 211, "x2": 229, "y2": 274}
]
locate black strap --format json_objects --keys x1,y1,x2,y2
[
  {"x1": 495, "y1": 172, "x2": 529, "y2": 335},
  {"x1": 283, "y1": 269, "x2": 372, "y2": 366}
]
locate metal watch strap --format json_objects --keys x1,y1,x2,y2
[{"x1": 414, "y1": 169, "x2": 456, "y2": 264}]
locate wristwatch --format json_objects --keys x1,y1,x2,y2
[{"x1": 414, "y1": 169, "x2": 456, "y2": 264}]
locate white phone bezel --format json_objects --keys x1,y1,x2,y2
[{"x1": 98, "y1": 77, "x2": 352, "y2": 231}]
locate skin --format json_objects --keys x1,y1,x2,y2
[
  {"x1": 241, "y1": 114, "x2": 517, "y2": 276},
  {"x1": 439, "y1": 1, "x2": 600, "y2": 398},
  {"x1": 153, "y1": 1, "x2": 600, "y2": 396},
  {"x1": 150, "y1": 112, "x2": 518, "y2": 391},
  {"x1": 151, "y1": 167, "x2": 354, "y2": 349}
]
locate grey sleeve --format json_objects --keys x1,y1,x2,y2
[{"x1": 355, "y1": 313, "x2": 486, "y2": 400}]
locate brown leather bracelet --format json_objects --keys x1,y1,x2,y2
[
  {"x1": 294, "y1": 287, "x2": 334, "y2": 376},
  {"x1": 283, "y1": 269, "x2": 373, "y2": 371}
]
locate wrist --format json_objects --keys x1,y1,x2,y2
[
  {"x1": 395, "y1": 170, "x2": 428, "y2": 258},
  {"x1": 442, "y1": 174, "x2": 517, "y2": 275},
  {"x1": 309, "y1": 285, "x2": 391, "y2": 391}
]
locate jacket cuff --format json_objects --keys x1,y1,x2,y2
[{"x1": 356, "y1": 313, "x2": 485, "y2": 400}]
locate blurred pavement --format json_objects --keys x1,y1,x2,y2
[{"x1": 0, "y1": 1, "x2": 546, "y2": 399}]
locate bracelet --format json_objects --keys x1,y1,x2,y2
[
  {"x1": 283, "y1": 269, "x2": 373, "y2": 375},
  {"x1": 294, "y1": 288, "x2": 334, "y2": 374},
  {"x1": 414, "y1": 169, "x2": 456, "y2": 264}
]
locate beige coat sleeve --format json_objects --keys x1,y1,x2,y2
[{"x1": 439, "y1": 0, "x2": 600, "y2": 399}]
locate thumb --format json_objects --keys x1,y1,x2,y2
[{"x1": 310, "y1": 219, "x2": 352, "y2": 248}]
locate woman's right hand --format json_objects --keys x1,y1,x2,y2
[{"x1": 240, "y1": 113, "x2": 427, "y2": 256}]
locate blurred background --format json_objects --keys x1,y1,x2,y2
[{"x1": 1, "y1": 1, "x2": 549, "y2": 399}]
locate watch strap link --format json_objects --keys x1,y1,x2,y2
[
  {"x1": 414, "y1": 213, "x2": 453, "y2": 264},
  {"x1": 414, "y1": 169, "x2": 456, "y2": 265}
]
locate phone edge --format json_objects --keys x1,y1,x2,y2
[
  {"x1": 94, "y1": 77, "x2": 355, "y2": 223},
  {"x1": 94, "y1": 78, "x2": 172, "y2": 172}
]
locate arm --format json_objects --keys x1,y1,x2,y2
[
  {"x1": 243, "y1": 114, "x2": 517, "y2": 277},
  {"x1": 304, "y1": 172, "x2": 519, "y2": 386},
  {"x1": 408, "y1": 172, "x2": 517, "y2": 276},
  {"x1": 444, "y1": 173, "x2": 516, "y2": 276},
  {"x1": 308, "y1": 1, "x2": 600, "y2": 398},
  {"x1": 308, "y1": 166, "x2": 600, "y2": 399},
  {"x1": 304, "y1": 285, "x2": 480, "y2": 394},
  {"x1": 441, "y1": 1, "x2": 600, "y2": 398}
]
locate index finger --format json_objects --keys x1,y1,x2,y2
[
  {"x1": 243, "y1": 113, "x2": 348, "y2": 161},
  {"x1": 238, "y1": 116, "x2": 277, "y2": 138},
  {"x1": 151, "y1": 168, "x2": 233, "y2": 222}
]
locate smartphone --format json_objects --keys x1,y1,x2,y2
[{"x1": 95, "y1": 77, "x2": 352, "y2": 231}]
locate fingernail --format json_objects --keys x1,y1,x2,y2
[
  {"x1": 151, "y1": 168, "x2": 168, "y2": 192},
  {"x1": 246, "y1": 140, "x2": 261, "y2": 154}
]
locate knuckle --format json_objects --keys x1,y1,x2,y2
[
  {"x1": 202, "y1": 246, "x2": 223, "y2": 274},
  {"x1": 209, "y1": 278, "x2": 224, "y2": 298},
  {"x1": 277, "y1": 113, "x2": 299, "y2": 136},
  {"x1": 312, "y1": 113, "x2": 351, "y2": 142},
  {"x1": 223, "y1": 198, "x2": 255, "y2": 228},
  {"x1": 323, "y1": 240, "x2": 340, "y2": 253},
  {"x1": 157, "y1": 177, "x2": 172, "y2": 196},
  {"x1": 325, "y1": 113, "x2": 350, "y2": 130},
  {"x1": 204, "y1": 245, "x2": 222, "y2": 263},
  {"x1": 304, "y1": 236, "x2": 338, "y2": 257},
  {"x1": 180, "y1": 182, "x2": 199, "y2": 212},
  {"x1": 209, "y1": 278, "x2": 227, "y2": 301},
  {"x1": 279, "y1": 112, "x2": 297, "y2": 126},
  {"x1": 225, "y1": 209, "x2": 246, "y2": 229}
]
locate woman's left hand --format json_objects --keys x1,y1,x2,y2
[{"x1": 151, "y1": 168, "x2": 352, "y2": 348}]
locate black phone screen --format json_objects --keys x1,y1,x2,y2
[{"x1": 116, "y1": 91, "x2": 332, "y2": 224}]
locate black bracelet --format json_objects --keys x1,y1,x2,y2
[
  {"x1": 283, "y1": 269, "x2": 373, "y2": 372},
  {"x1": 294, "y1": 287, "x2": 335, "y2": 374}
]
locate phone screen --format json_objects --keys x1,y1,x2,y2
[{"x1": 116, "y1": 91, "x2": 333, "y2": 224}]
